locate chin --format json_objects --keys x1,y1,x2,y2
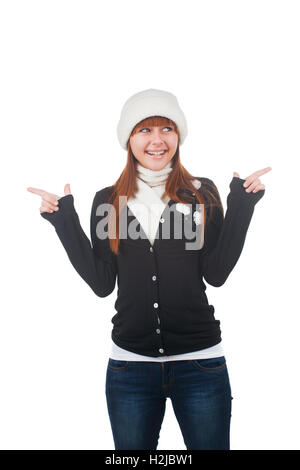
[
  {"x1": 143, "y1": 155, "x2": 172, "y2": 168},
  {"x1": 147, "y1": 160, "x2": 167, "y2": 170}
]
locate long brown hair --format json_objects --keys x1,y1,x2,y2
[{"x1": 105, "y1": 116, "x2": 223, "y2": 255}]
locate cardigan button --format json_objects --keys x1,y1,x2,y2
[
  {"x1": 160, "y1": 217, "x2": 165, "y2": 223},
  {"x1": 152, "y1": 275, "x2": 157, "y2": 281},
  {"x1": 159, "y1": 348, "x2": 164, "y2": 354},
  {"x1": 156, "y1": 328, "x2": 160, "y2": 334},
  {"x1": 149, "y1": 246, "x2": 153, "y2": 252},
  {"x1": 153, "y1": 302, "x2": 158, "y2": 308}
]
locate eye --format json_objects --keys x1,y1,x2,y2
[{"x1": 139, "y1": 127, "x2": 173, "y2": 133}]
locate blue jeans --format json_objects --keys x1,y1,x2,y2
[{"x1": 105, "y1": 356, "x2": 232, "y2": 450}]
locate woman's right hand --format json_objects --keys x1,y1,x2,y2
[{"x1": 27, "y1": 184, "x2": 72, "y2": 213}]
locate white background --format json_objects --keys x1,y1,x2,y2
[{"x1": 1, "y1": 0, "x2": 299, "y2": 450}]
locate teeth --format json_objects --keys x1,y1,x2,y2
[{"x1": 146, "y1": 151, "x2": 165, "y2": 155}]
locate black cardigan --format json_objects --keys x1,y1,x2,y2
[{"x1": 41, "y1": 176, "x2": 265, "y2": 357}]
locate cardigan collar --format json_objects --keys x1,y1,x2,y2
[{"x1": 127, "y1": 162, "x2": 202, "y2": 246}]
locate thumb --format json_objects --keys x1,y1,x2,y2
[
  {"x1": 233, "y1": 172, "x2": 240, "y2": 178},
  {"x1": 64, "y1": 183, "x2": 71, "y2": 195}
]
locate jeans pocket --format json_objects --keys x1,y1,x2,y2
[
  {"x1": 192, "y1": 356, "x2": 227, "y2": 371},
  {"x1": 107, "y1": 358, "x2": 129, "y2": 371}
]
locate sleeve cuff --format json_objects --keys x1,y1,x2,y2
[
  {"x1": 40, "y1": 194, "x2": 76, "y2": 226},
  {"x1": 227, "y1": 177, "x2": 265, "y2": 207}
]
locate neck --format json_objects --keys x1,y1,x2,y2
[{"x1": 136, "y1": 161, "x2": 173, "y2": 187}]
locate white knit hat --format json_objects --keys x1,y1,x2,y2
[{"x1": 117, "y1": 88, "x2": 188, "y2": 150}]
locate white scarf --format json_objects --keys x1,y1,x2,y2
[{"x1": 127, "y1": 161, "x2": 201, "y2": 246}]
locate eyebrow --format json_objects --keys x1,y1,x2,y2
[{"x1": 139, "y1": 125, "x2": 173, "y2": 129}]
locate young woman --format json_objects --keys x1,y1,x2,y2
[{"x1": 27, "y1": 88, "x2": 271, "y2": 450}]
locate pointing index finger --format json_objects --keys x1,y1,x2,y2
[
  {"x1": 27, "y1": 187, "x2": 46, "y2": 196},
  {"x1": 254, "y1": 167, "x2": 272, "y2": 177}
]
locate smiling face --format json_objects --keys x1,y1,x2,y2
[{"x1": 129, "y1": 116, "x2": 179, "y2": 171}]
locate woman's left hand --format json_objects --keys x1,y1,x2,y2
[{"x1": 233, "y1": 167, "x2": 272, "y2": 193}]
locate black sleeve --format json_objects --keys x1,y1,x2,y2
[
  {"x1": 40, "y1": 190, "x2": 117, "y2": 297},
  {"x1": 199, "y1": 176, "x2": 265, "y2": 287}
]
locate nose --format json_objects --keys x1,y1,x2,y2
[{"x1": 149, "y1": 128, "x2": 165, "y2": 144}]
